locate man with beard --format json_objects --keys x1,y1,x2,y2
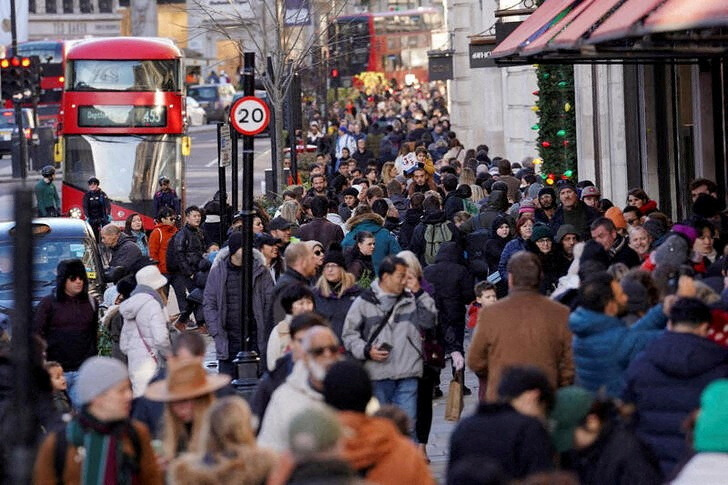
[
  {"x1": 535, "y1": 187, "x2": 557, "y2": 224},
  {"x1": 550, "y1": 182, "x2": 600, "y2": 240},
  {"x1": 568, "y1": 272, "x2": 670, "y2": 397},
  {"x1": 257, "y1": 325, "x2": 342, "y2": 451},
  {"x1": 554, "y1": 224, "x2": 579, "y2": 264}
]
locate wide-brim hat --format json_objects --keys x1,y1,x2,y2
[{"x1": 145, "y1": 357, "x2": 230, "y2": 402}]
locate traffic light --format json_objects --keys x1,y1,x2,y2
[
  {"x1": 1, "y1": 55, "x2": 40, "y2": 102},
  {"x1": 330, "y1": 67, "x2": 340, "y2": 88}
]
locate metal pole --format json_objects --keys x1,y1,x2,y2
[
  {"x1": 231, "y1": 128, "x2": 239, "y2": 212},
  {"x1": 267, "y1": 55, "x2": 278, "y2": 197},
  {"x1": 217, "y1": 122, "x2": 228, "y2": 244},
  {"x1": 288, "y1": 69, "x2": 299, "y2": 183},
  {"x1": 10, "y1": 0, "x2": 28, "y2": 181},
  {"x1": 232, "y1": 51, "x2": 260, "y2": 398},
  {"x1": 9, "y1": 188, "x2": 37, "y2": 483}
]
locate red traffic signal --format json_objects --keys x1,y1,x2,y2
[{"x1": 330, "y1": 68, "x2": 339, "y2": 78}]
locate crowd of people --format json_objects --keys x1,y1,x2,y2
[{"x1": 12, "y1": 83, "x2": 728, "y2": 483}]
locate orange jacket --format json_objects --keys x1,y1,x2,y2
[{"x1": 148, "y1": 223, "x2": 178, "y2": 274}]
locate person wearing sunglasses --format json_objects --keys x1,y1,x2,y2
[
  {"x1": 34, "y1": 258, "x2": 98, "y2": 408},
  {"x1": 258, "y1": 325, "x2": 342, "y2": 452},
  {"x1": 304, "y1": 240, "x2": 326, "y2": 280}
]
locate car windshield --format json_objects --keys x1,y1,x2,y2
[
  {"x1": 69, "y1": 59, "x2": 181, "y2": 92},
  {"x1": 64, "y1": 134, "x2": 182, "y2": 202},
  {"x1": 188, "y1": 86, "x2": 218, "y2": 100},
  {"x1": 0, "y1": 238, "x2": 100, "y2": 294}
]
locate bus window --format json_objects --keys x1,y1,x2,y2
[{"x1": 69, "y1": 59, "x2": 181, "y2": 92}]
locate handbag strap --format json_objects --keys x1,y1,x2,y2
[
  {"x1": 366, "y1": 294, "x2": 402, "y2": 347},
  {"x1": 134, "y1": 322, "x2": 158, "y2": 364}
]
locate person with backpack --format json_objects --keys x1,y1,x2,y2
[
  {"x1": 83, "y1": 176, "x2": 111, "y2": 241},
  {"x1": 167, "y1": 205, "x2": 207, "y2": 321},
  {"x1": 409, "y1": 194, "x2": 460, "y2": 267},
  {"x1": 33, "y1": 357, "x2": 162, "y2": 484}
]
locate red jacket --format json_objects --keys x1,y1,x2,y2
[{"x1": 148, "y1": 223, "x2": 178, "y2": 274}]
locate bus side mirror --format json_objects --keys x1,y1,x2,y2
[{"x1": 181, "y1": 136, "x2": 191, "y2": 156}]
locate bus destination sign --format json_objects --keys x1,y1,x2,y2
[{"x1": 78, "y1": 105, "x2": 167, "y2": 128}]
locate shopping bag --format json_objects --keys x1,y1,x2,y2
[{"x1": 445, "y1": 370, "x2": 465, "y2": 421}]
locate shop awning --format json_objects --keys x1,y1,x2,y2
[
  {"x1": 490, "y1": 0, "x2": 579, "y2": 58},
  {"x1": 492, "y1": 0, "x2": 728, "y2": 63}
]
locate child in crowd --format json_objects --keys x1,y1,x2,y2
[
  {"x1": 467, "y1": 282, "x2": 498, "y2": 329},
  {"x1": 45, "y1": 361, "x2": 72, "y2": 414}
]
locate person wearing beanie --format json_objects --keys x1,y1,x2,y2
[
  {"x1": 526, "y1": 223, "x2": 569, "y2": 295},
  {"x1": 535, "y1": 186, "x2": 558, "y2": 224},
  {"x1": 623, "y1": 297, "x2": 728, "y2": 476},
  {"x1": 33, "y1": 357, "x2": 162, "y2": 484},
  {"x1": 312, "y1": 243, "x2": 362, "y2": 340},
  {"x1": 34, "y1": 258, "x2": 99, "y2": 407},
  {"x1": 604, "y1": 207, "x2": 627, "y2": 234},
  {"x1": 669, "y1": 379, "x2": 728, "y2": 484},
  {"x1": 549, "y1": 181, "x2": 600, "y2": 240},
  {"x1": 554, "y1": 224, "x2": 580, "y2": 263},
  {"x1": 204, "y1": 228, "x2": 275, "y2": 377},
  {"x1": 322, "y1": 360, "x2": 435, "y2": 485},
  {"x1": 119, "y1": 265, "x2": 173, "y2": 397}
]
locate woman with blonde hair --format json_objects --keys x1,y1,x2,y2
[
  {"x1": 169, "y1": 396, "x2": 276, "y2": 484},
  {"x1": 145, "y1": 356, "x2": 230, "y2": 465},
  {"x1": 278, "y1": 200, "x2": 302, "y2": 231},
  {"x1": 381, "y1": 161, "x2": 397, "y2": 185},
  {"x1": 460, "y1": 167, "x2": 484, "y2": 201},
  {"x1": 313, "y1": 244, "x2": 362, "y2": 340}
]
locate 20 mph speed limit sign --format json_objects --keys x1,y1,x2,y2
[{"x1": 229, "y1": 96, "x2": 271, "y2": 136}]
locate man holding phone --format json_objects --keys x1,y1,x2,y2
[{"x1": 342, "y1": 256, "x2": 437, "y2": 429}]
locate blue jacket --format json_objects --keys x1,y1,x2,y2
[
  {"x1": 498, "y1": 237, "x2": 526, "y2": 280},
  {"x1": 623, "y1": 332, "x2": 728, "y2": 476},
  {"x1": 569, "y1": 304, "x2": 667, "y2": 396},
  {"x1": 342, "y1": 213, "x2": 401, "y2": 275}
]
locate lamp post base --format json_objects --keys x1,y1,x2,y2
[{"x1": 232, "y1": 350, "x2": 260, "y2": 400}]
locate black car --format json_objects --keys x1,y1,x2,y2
[
  {"x1": 0, "y1": 108, "x2": 38, "y2": 157},
  {"x1": 0, "y1": 218, "x2": 107, "y2": 315}
]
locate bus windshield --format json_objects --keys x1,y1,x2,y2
[
  {"x1": 68, "y1": 59, "x2": 181, "y2": 92},
  {"x1": 64, "y1": 134, "x2": 182, "y2": 202}
]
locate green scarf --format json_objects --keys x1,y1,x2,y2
[{"x1": 66, "y1": 410, "x2": 139, "y2": 485}]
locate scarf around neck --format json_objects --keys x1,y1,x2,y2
[{"x1": 67, "y1": 410, "x2": 139, "y2": 485}]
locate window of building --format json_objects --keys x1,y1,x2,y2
[{"x1": 45, "y1": 0, "x2": 57, "y2": 13}]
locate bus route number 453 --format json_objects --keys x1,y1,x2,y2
[{"x1": 230, "y1": 96, "x2": 271, "y2": 136}]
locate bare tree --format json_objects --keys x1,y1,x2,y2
[{"x1": 189, "y1": 0, "x2": 352, "y2": 192}]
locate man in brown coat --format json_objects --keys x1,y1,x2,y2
[{"x1": 468, "y1": 251, "x2": 574, "y2": 401}]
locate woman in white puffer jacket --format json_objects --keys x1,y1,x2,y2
[{"x1": 120, "y1": 265, "x2": 172, "y2": 397}]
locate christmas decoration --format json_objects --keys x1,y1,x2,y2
[{"x1": 534, "y1": 60, "x2": 576, "y2": 176}]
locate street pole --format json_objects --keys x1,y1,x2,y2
[
  {"x1": 9, "y1": 188, "x2": 37, "y2": 483},
  {"x1": 232, "y1": 51, "x2": 260, "y2": 398},
  {"x1": 267, "y1": 56, "x2": 278, "y2": 198},
  {"x1": 216, "y1": 122, "x2": 228, "y2": 244},
  {"x1": 230, "y1": 128, "x2": 239, "y2": 212},
  {"x1": 287, "y1": 68, "x2": 299, "y2": 183},
  {"x1": 9, "y1": 0, "x2": 28, "y2": 181}
]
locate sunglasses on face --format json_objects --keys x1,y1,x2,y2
[
  {"x1": 314, "y1": 250, "x2": 324, "y2": 256},
  {"x1": 67, "y1": 275, "x2": 84, "y2": 282},
  {"x1": 308, "y1": 345, "x2": 340, "y2": 357}
]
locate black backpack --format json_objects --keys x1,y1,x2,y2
[
  {"x1": 464, "y1": 216, "x2": 492, "y2": 280},
  {"x1": 165, "y1": 230, "x2": 183, "y2": 273}
]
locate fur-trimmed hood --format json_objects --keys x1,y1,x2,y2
[
  {"x1": 169, "y1": 445, "x2": 277, "y2": 485},
  {"x1": 346, "y1": 212, "x2": 384, "y2": 231}
]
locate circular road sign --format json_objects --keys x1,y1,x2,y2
[{"x1": 229, "y1": 96, "x2": 271, "y2": 136}]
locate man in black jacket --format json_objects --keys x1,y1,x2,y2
[
  {"x1": 590, "y1": 217, "x2": 641, "y2": 268},
  {"x1": 169, "y1": 205, "x2": 206, "y2": 319},
  {"x1": 100, "y1": 224, "x2": 146, "y2": 279},
  {"x1": 448, "y1": 366, "x2": 556, "y2": 481}
]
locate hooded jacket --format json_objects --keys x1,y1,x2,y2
[
  {"x1": 341, "y1": 280, "x2": 437, "y2": 381},
  {"x1": 397, "y1": 207, "x2": 423, "y2": 250},
  {"x1": 623, "y1": 332, "x2": 728, "y2": 475},
  {"x1": 460, "y1": 190, "x2": 511, "y2": 235},
  {"x1": 119, "y1": 285, "x2": 171, "y2": 397},
  {"x1": 408, "y1": 209, "x2": 459, "y2": 266},
  {"x1": 148, "y1": 223, "x2": 178, "y2": 274},
  {"x1": 257, "y1": 360, "x2": 325, "y2": 452},
  {"x1": 169, "y1": 445, "x2": 277, "y2": 485},
  {"x1": 338, "y1": 412, "x2": 435, "y2": 485},
  {"x1": 341, "y1": 213, "x2": 402, "y2": 275},
  {"x1": 485, "y1": 215, "x2": 513, "y2": 278},
  {"x1": 423, "y1": 242, "x2": 474, "y2": 354},
  {"x1": 33, "y1": 260, "x2": 97, "y2": 372},
  {"x1": 204, "y1": 247, "x2": 273, "y2": 361},
  {"x1": 569, "y1": 304, "x2": 667, "y2": 396}
]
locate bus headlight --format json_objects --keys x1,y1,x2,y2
[{"x1": 69, "y1": 207, "x2": 83, "y2": 219}]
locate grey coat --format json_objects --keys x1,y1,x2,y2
[
  {"x1": 342, "y1": 280, "x2": 437, "y2": 381},
  {"x1": 203, "y1": 248, "x2": 274, "y2": 360}
]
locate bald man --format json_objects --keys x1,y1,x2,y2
[{"x1": 101, "y1": 224, "x2": 146, "y2": 279}]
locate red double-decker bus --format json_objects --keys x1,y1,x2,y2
[
  {"x1": 330, "y1": 8, "x2": 442, "y2": 86},
  {"x1": 59, "y1": 37, "x2": 187, "y2": 229}
]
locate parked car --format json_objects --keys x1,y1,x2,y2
[
  {"x1": 0, "y1": 218, "x2": 107, "y2": 315},
  {"x1": 185, "y1": 96, "x2": 207, "y2": 126},
  {"x1": 0, "y1": 108, "x2": 38, "y2": 157},
  {"x1": 187, "y1": 83, "x2": 236, "y2": 122}
]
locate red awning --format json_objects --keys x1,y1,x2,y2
[
  {"x1": 547, "y1": 0, "x2": 624, "y2": 49},
  {"x1": 587, "y1": 0, "x2": 665, "y2": 44},
  {"x1": 491, "y1": 0, "x2": 578, "y2": 58},
  {"x1": 642, "y1": 0, "x2": 728, "y2": 33}
]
